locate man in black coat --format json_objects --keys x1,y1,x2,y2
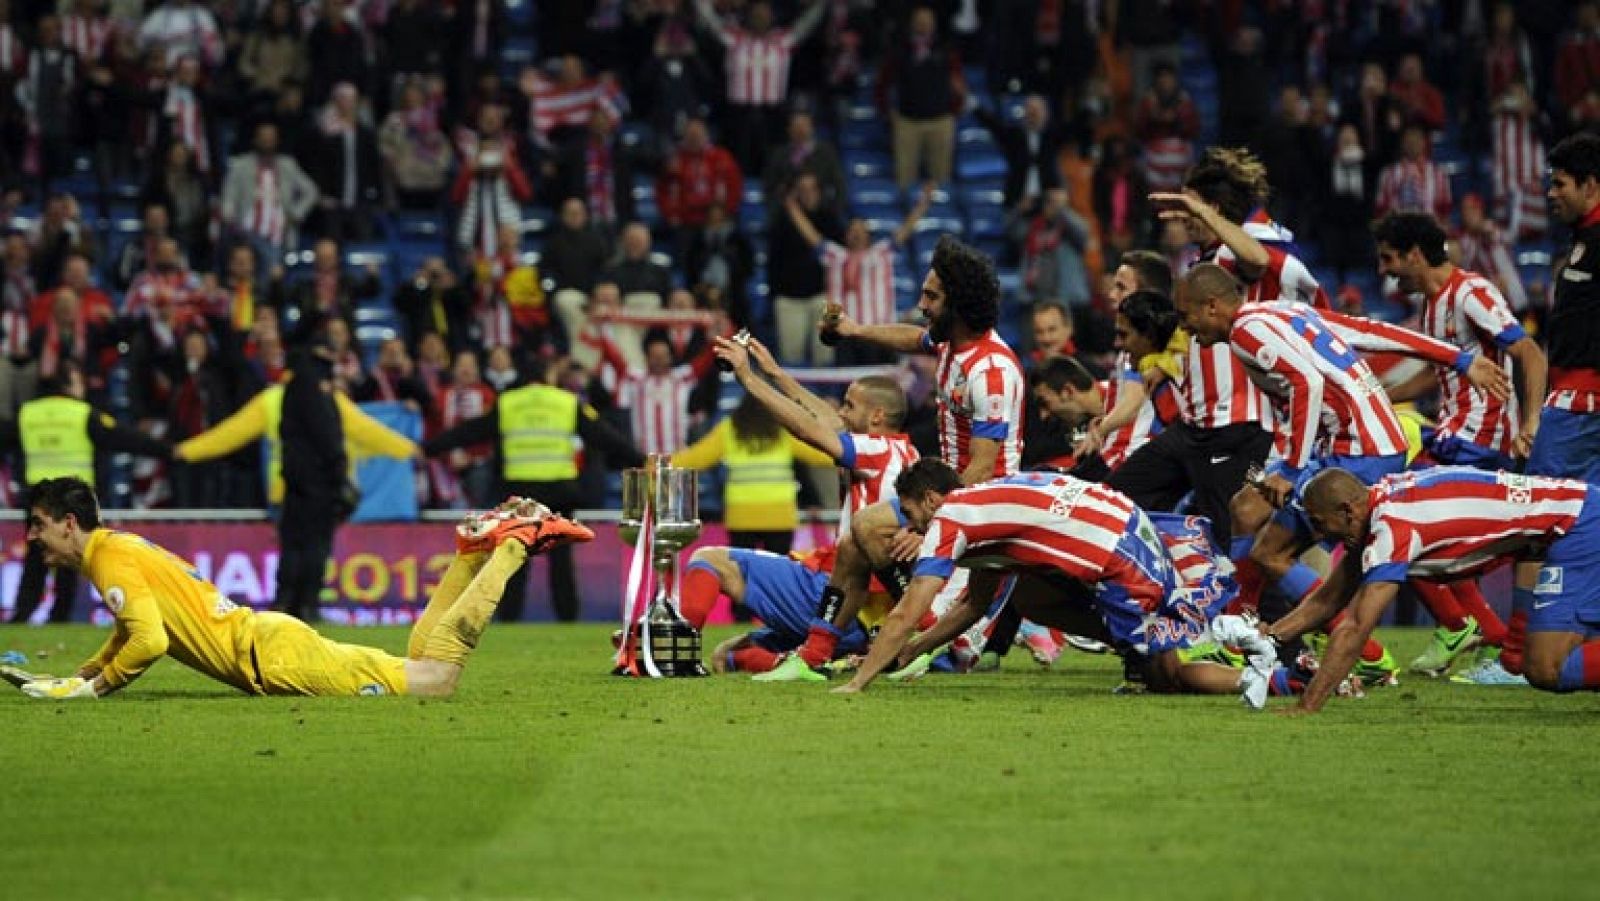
[{"x1": 972, "y1": 95, "x2": 1066, "y2": 210}]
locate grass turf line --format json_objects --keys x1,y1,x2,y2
[{"x1": 0, "y1": 624, "x2": 1596, "y2": 900}]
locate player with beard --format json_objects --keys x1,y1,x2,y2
[{"x1": 827, "y1": 235, "x2": 1025, "y2": 487}]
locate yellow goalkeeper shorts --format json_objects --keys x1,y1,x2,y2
[{"x1": 251, "y1": 612, "x2": 408, "y2": 697}]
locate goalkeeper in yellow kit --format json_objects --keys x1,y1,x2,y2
[{"x1": 7, "y1": 477, "x2": 593, "y2": 700}]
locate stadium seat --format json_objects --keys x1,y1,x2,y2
[{"x1": 955, "y1": 153, "x2": 1006, "y2": 182}]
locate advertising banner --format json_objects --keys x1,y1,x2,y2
[{"x1": 0, "y1": 521, "x2": 813, "y2": 624}]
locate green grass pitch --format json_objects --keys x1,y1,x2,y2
[{"x1": 2, "y1": 623, "x2": 1597, "y2": 900}]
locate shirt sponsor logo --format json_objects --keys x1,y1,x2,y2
[{"x1": 1534, "y1": 565, "x2": 1564, "y2": 596}]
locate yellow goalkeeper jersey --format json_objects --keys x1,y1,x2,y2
[{"x1": 80, "y1": 529, "x2": 260, "y2": 694}]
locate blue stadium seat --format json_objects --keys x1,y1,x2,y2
[
  {"x1": 393, "y1": 212, "x2": 446, "y2": 241},
  {"x1": 955, "y1": 153, "x2": 1006, "y2": 182}
]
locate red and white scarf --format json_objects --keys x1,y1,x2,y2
[
  {"x1": 38, "y1": 310, "x2": 87, "y2": 379},
  {"x1": 164, "y1": 82, "x2": 210, "y2": 173}
]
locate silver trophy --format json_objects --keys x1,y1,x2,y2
[{"x1": 615, "y1": 457, "x2": 709, "y2": 677}]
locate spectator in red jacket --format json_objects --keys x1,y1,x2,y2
[
  {"x1": 656, "y1": 117, "x2": 742, "y2": 234},
  {"x1": 1555, "y1": 1, "x2": 1600, "y2": 115},
  {"x1": 1389, "y1": 53, "x2": 1445, "y2": 133}
]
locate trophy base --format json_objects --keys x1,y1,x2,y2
[{"x1": 611, "y1": 615, "x2": 710, "y2": 678}]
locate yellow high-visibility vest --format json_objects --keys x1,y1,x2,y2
[
  {"x1": 723, "y1": 432, "x2": 795, "y2": 510},
  {"x1": 19, "y1": 396, "x2": 94, "y2": 485},
  {"x1": 261, "y1": 384, "x2": 288, "y2": 502},
  {"x1": 498, "y1": 384, "x2": 579, "y2": 481}
]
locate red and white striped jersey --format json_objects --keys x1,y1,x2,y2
[
  {"x1": 1141, "y1": 137, "x2": 1193, "y2": 192},
  {"x1": 1229, "y1": 302, "x2": 1414, "y2": 468},
  {"x1": 246, "y1": 163, "x2": 286, "y2": 245},
  {"x1": 1361, "y1": 467, "x2": 1588, "y2": 583},
  {"x1": 527, "y1": 73, "x2": 625, "y2": 141},
  {"x1": 913, "y1": 472, "x2": 1173, "y2": 612},
  {"x1": 1454, "y1": 223, "x2": 1530, "y2": 311},
  {"x1": 1175, "y1": 339, "x2": 1273, "y2": 431},
  {"x1": 1492, "y1": 111, "x2": 1548, "y2": 238},
  {"x1": 137, "y1": 5, "x2": 225, "y2": 69},
  {"x1": 710, "y1": 28, "x2": 802, "y2": 106},
  {"x1": 63, "y1": 14, "x2": 115, "y2": 63},
  {"x1": 1418, "y1": 267, "x2": 1527, "y2": 455},
  {"x1": 1375, "y1": 158, "x2": 1453, "y2": 221},
  {"x1": 596, "y1": 339, "x2": 715, "y2": 455},
  {"x1": 1208, "y1": 233, "x2": 1331, "y2": 309},
  {"x1": 836, "y1": 431, "x2": 918, "y2": 537},
  {"x1": 928, "y1": 329, "x2": 1025, "y2": 479},
  {"x1": 1100, "y1": 352, "x2": 1169, "y2": 469},
  {"x1": 821, "y1": 239, "x2": 898, "y2": 327}
]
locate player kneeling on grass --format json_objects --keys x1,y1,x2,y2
[
  {"x1": 677, "y1": 542, "x2": 884, "y2": 674},
  {"x1": 6, "y1": 477, "x2": 592, "y2": 700},
  {"x1": 834, "y1": 459, "x2": 1284, "y2": 698},
  {"x1": 1245, "y1": 466, "x2": 1600, "y2": 715}
]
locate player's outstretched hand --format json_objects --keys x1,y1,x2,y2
[
  {"x1": 0, "y1": 665, "x2": 52, "y2": 689},
  {"x1": 1464, "y1": 354, "x2": 1512, "y2": 402},
  {"x1": 712, "y1": 336, "x2": 751, "y2": 375},
  {"x1": 21, "y1": 676, "x2": 97, "y2": 700}
]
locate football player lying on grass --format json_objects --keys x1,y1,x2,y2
[{"x1": 8, "y1": 477, "x2": 590, "y2": 699}]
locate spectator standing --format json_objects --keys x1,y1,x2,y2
[
  {"x1": 761, "y1": 109, "x2": 847, "y2": 219},
  {"x1": 30, "y1": 287, "x2": 110, "y2": 388},
  {"x1": 1132, "y1": 63, "x2": 1200, "y2": 194},
  {"x1": 973, "y1": 95, "x2": 1066, "y2": 211},
  {"x1": 304, "y1": 82, "x2": 381, "y2": 242},
  {"x1": 1491, "y1": 79, "x2": 1549, "y2": 241},
  {"x1": 305, "y1": 0, "x2": 368, "y2": 106},
  {"x1": 555, "y1": 109, "x2": 634, "y2": 237},
  {"x1": 1454, "y1": 193, "x2": 1530, "y2": 314},
  {"x1": 1322, "y1": 123, "x2": 1375, "y2": 285},
  {"x1": 451, "y1": 102, "x2": 531, "y2": 260},
  {"x1": 220, "y1": 121, "x2": 320, "y2": 278},
  {"x1": 113, "y1": 202, "x2": 176, "y2": 291},
  {"x1": 768, "y1": 171, "x2": 842, "y2": 365},
  {"x1": 16, "y1": 16, "x2": 78, "y2": 199},
  {"x1": 138, "y1": 0, "x2": 224, "y2": 72},
  {"x1": 433, "y1": 349, "x2": 497, "y2": 509},
  {"x1": 157, "y1": 54, "x2": 213, "y2": 178},
  {"x1": 378, "y1": 76, "x2": 454, "y2": 209},
  {"x1": 1554, "y1": 2, "x2": 1600, "y2": 125},
  {"x1": 692, "y1": 0, "x2": 826, "y2": 177},
  {"x1": 877, "y1": 6, "x2": 964, "y2": 189},
  {"x1": 545, "y1": 198, "x2": 613, "y2": 361},
  {"x1": 165, "y1": 327, "x2": 234, "y2": 508},
  {"x1": 1093, "y1": 136, "x2": 1151, "y2": 262},
  {"x1": 1389, "y1": 52, "x2": 1446, "y2": 133},
  {"x1": 1375, "y1": 125, "x2": 1452, "y2": 221},
  {"x1": 1345, "y1": 61, "x2": 1404, "y2": 181},
  {"x1": 1011, "y1": 187, "x2": 1091, "y2": 308},
  {"x1": 655, "y1": 117, "x2": 741, "y2": 251},
  {"x1": 238, "y1": 0, "x2": 307, "y2": 107},
  {"x1": 140, "y1": 140, "x2": 211, "y2": 265}
]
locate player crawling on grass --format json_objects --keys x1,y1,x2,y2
[
  {"x1": 5, "y1": 477, "x2": 592, "y2": 700},
  {"x1": 1249, "y1": 466, "x2": 1600, "y2": 715},
  {"x1": 834, "y1": 459, "x2": 1290, "y2": 699}
]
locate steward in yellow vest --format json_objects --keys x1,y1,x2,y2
[
  {"x1": 0, "y1": 360, "x2": 171, "y2": 623},
  {"x1": 672, "y1": 392, "x2": 832, "y2": 554},
  {"x1": 424, "y1": 357, "x2": 645, "y2": 621}
]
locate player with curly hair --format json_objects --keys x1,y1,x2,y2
[
  {"x1": 1155, "y1": 146, "x2": 1329, "y2": 309},
  {"x1": 828, "y1": 235, "x2": 1024, "y2": 486}
]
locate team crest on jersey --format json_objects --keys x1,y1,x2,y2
[
  {"x1": 1497, "y1": 472, "x2": 1533, "y2": 505},
  {"x1": 104, "y1": 586, "x2": 125, "y2": 614},
  {"x1": 1254, "y1": 346, "x2": 1278, "y2": 370}
]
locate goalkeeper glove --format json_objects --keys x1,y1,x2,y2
[
  {"x1": 22, "y1": 676, "x2": 98, "y2": 700},
  {"x1": 1, "y1": 664, "x2": 52, "y2": 689}
]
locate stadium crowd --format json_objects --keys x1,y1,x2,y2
[
  {"x1": 0, "y1": 0, "x2": 1589, "y2": 517},
  {"x1": 7, "y1": 0, "x2": 1600, "y2": 709}
]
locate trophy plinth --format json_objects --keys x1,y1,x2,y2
[{"x1": 615, "y1": 461, "x2": 708, "y2": 677}]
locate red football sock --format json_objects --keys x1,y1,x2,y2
[
  {"x1": 1501, "y1": 609, "x2": 1528, "y2": 675},
  {"x1": 1564, "y1": 641, "x2": 1600, "y2": 689},
  {"x1": 1325, "y1": 610, "x2": 1387, "y2": 662},
  {"x1": 1450, "y1": 581, "x2": 1507, "y2": 647},
  {"x1": 1231, "y1": 557, "x2": 1266, "y2": 615},
  {"x1": 1411, "y1": 580, "x2": 1468, "y2": 631},
  {"x1": 731, "y1": 645, "x2": 781, "y2": 673},
  {"x1": 796, "y1": 624, "x2": 840, "y2": 667},
  {"x1": 680, "y1": 565, "x2": 723, "y2": 630}
]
